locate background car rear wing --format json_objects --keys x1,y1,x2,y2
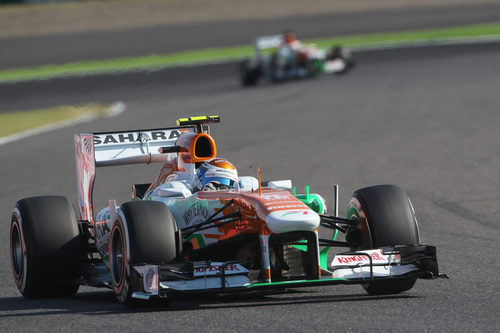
[{"x1": 254, "y1": 35, "x2": 283, "y2": 55}]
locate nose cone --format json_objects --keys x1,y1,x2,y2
[{"x1": 266, "y1": 210, "x2": 320, "y2": 233}]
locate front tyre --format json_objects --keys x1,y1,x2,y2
[
  {"x1": 239, "y1": 59, "x2": 261, "y2": 86},
  {"x1": 109, "y1": 201, "x2": 178, "y2": 306},
  {"x1": 10, "y1": 196, "x2": 81, "y2": 298},
  {"x1": 347, "y1": 185, "x2": 420, "y2": 295},
  {"x1": 328, "y1": 46, "x2": 354, "y2": 74}
]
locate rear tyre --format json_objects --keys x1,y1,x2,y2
[
  {"x1": 269, "y1": 53, "x2": 282, "y2": 82},
  {"x1": 109, "y1": 201, "x2": 178, "y2": 306},
  {"x1": 347, "y1": 185, "x2": 420, "y2": 295},
  {"x1": 10, "y1": 196, "x2": 81, "y2": 298}
]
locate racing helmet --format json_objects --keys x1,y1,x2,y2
[
  {"x1": 283, "y1": 30, "x2": 297, "y2": 44},
  {"x1": 196, "y1": 158, "x2": 239, "y2": 191}
]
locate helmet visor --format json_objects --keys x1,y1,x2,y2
[{"x1": 204, "y1": 176, "x2": 239, "y2": 189}]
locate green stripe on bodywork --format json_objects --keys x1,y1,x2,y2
[
  {"x1": 1, "y1": 22, "x2": 500, "y2": 84},
  {"x1": 186, "y1": 233, "x2": 206, "y2": 249},
  {"x1": 293, "y1": 184, "x2": 338, "y2": 268},
  {"x1": 295, "y1": 185, "x2": 326, "y2": 214},
  {"x1": 292, "y1": 240, "x2": 308, "y2": 252}
]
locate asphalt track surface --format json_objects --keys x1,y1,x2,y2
[
  {"x1": 1, "y1": 8, "x2": 500, "y2": 333},
  {"x1": 2, "y1": 2, "x2": 500, "y2": 69}
]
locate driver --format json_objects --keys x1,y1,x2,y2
[
  {"x1": 195, "y1": 158, "x2": 239, "y2": 191},
  {"x1": 277, "y1": 30, "x2": 306, "y2": 69},
  {"x1": 283, "y1": 30, "x2": 301, "y2": 49}
]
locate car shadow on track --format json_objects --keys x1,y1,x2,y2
[
  {"x1": 0, "y1": 291, "x2": 121, "y2": 318},
  {"x1": 165, "y1": 290, "x2": 417, "y2": 312},
  {"x1": 0, "y1": 289, "x2": 417, "y2": 316}
]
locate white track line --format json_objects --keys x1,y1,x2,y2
[{"x1": 0, "y1": 101, "x2": 126, "y2": 146}]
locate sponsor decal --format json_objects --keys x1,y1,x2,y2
[
  {"x1": 281, "y1": 210, "x2": 309, "y2": 217},
  {"x1": 183, "y1": 202, "x2": 211, "y2": 226},
  {"x1": 233, "y1": 219, "x2": 250, "y2": 232},
  {"x1": 266, "y1": 204, "x2": 308, "y2": 211},
  {"x1": 95, "y1": 220, "x2": 111, "y2": 257},
  {"x1": 335, "y1": 252, "x2": 384, "y2": 264},
  {"x1": 194, "y1": 264, "x2": 240, "y2": 273},
  {"x1": 332, "y1": 249, "x2": 400, "y2": 266},
  {"x1": 256, "y1": 191, "x2": 309, "y2": 213},
  {"x1": 193, "y1": 263, "x2": 248, "y2": 277},
  {"x1": 260, "y1": 193, "x2": 292, "y2": 201},
  {"x1": 93, "y1": 130, "x2": 182, "y2": 146},
  {"x1": 205, "y1": 168, "x2": 238, "y2": 181}
]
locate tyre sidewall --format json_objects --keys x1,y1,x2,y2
[
  {"x1": 10, "y1": 209, "x2": 29, "y2": 294},
  {"x1": 346, "y1": 197, "x2": 372, "y2": 250},
  {"x1": 109, "y1": 212, "x2": 131, "y2": 304},
  {"x1": 10, "y1": 196, "x2": 81, "y2": 298}
]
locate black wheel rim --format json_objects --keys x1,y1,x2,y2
[
  {"x1": 11, "y1": 222, "x2": 23, "y2": 278},
  {"x1": 111, "y1": 227, "x2": 124, "y2": 286}
]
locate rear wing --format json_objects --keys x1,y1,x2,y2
[
  {"x1": 74, "y1": 116, "x2": 220, "y2": 222},
  {"x1": 92, "y1": 127, "x2": 196, "y2": 167},
  {"x1": 254, "y1": 35, "x2": 283, "y2": 55}
]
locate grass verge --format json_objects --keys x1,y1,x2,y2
[
  {"x1": 0, "y1": 103, "x2": 111, "y2": 138},
  {"x1": 307, "y1": 21, "x2": 500, "y2": 48},
  {"x1": 0, "y1": 22, "x2": 499, "y2": 84}
]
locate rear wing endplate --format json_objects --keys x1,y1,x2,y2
[{"x1": 74, "y1": 126, "x2": 195, "y2": 222}]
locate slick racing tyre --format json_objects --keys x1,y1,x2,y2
[
  {"x1": 347, "y1": 185, "x2": 420, "y2": 295},
  {"x1": 328, "y1": 46, "x2": 354, "y2": 74},
  {"x1": 109, "y1": 201, "x2": 178, "y2": 306},
  {"x1": 10, "y1": 196, "x2": 82, "y2": 298},
  {"x1": 239, "y1": 59, "x2": 260, "y2": 86}
]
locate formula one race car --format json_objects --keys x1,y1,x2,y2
[
  {"x1": 239, "y1": 32, "x2": 354, "y2": 86},
  {"x1": 10, "y1": 116, "x2": 445, "y2": 305}
]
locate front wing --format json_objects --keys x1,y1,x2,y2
[{"x1": 128, "y1": 245, "x2": 443, "y2": 300}]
